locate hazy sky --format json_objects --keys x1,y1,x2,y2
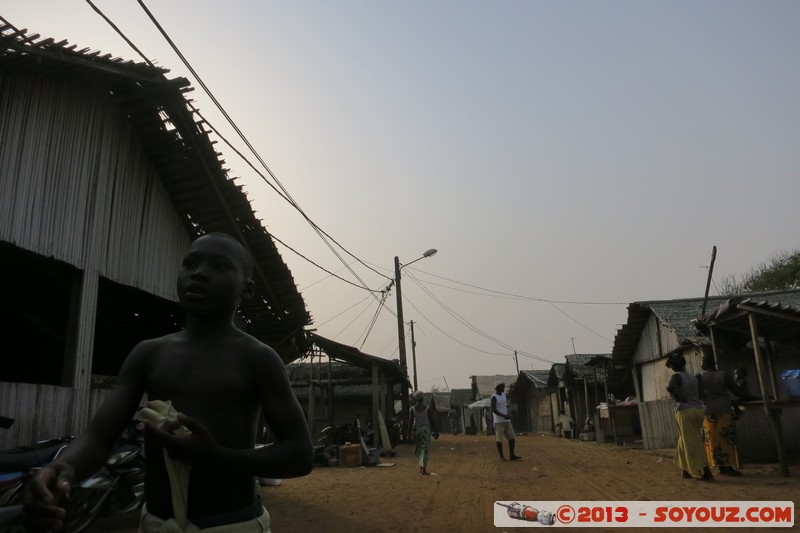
[{"x1": 5, "y1": 1, "x2": 800, "y2": 392}]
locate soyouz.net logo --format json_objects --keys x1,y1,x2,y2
[{"x1": 494, "y1": 501, "x2": 794, "y2": 528}]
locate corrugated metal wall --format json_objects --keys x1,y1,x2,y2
[
  {"x1": 0, "y1": 71, "x2": 189, "y2": 293},
  {"x1": 0, "y1": 71, "x2": 192, "y2": 447}
]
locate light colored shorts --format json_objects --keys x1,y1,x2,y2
[{"x1": 494, "y1": 421, "x2": 515, "y2": 442}]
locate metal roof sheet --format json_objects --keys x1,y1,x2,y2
[{"x1": 612, "y1": 289, "x2": 800, "y2": 371}]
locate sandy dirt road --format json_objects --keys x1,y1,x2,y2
[{"x1": 90, "y1": 432, "x2": 799, "y2": 532}]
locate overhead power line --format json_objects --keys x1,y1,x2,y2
[
  {"x1": 90, "y1": 0, "x2": 391, "y2": 297},
  {"x1": 396, "y1": 273, "x2": 555, "y2": 364},
  {"x1": 407, "y1": 266, "x2": 628, "y2": 305}
]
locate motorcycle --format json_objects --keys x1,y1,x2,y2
[
  {"x1": 0, "y1": 416, "x2": 75, "y2": 533},
  {"x1": 0, "y1": 417, "x2": 145, "y2": 533},
  {"x1": 66, "y1": 420, "x2": 146, "y2": 531}
]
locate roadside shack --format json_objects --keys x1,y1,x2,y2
[{"x1": 696, "y1": 294, "x2": 800, "y2": 476}]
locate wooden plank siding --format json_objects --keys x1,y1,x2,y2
[
  {"x1": 638, "y1": 399, "x2": 677, "y2": 450},
  {"x1": 1, "y1": 70, "x2": 189, "y2": 445},
  {"x1": 737, "y1": 408, "x2": 800, "y2": 462},
  {"x1": 520, "y1": 393, "x2": 554, "y2": 434}
]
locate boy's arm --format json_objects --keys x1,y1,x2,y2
[
  {"x1": 54, "y1": 342, "x2": 149, "y2": 478},
  {"x1": 250, "y1": 345, "x2": 314, "y2": 478},
  {"x1": 23, "y1": 340, "x2": 150, "y2": 531}
]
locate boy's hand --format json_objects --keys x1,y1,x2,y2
[
  {"x1": 148, "y1": 413, "x2": 220, "y2": 464},
  {"x1": 22, "y1": 463, "x2": 74, "y2": 532}
]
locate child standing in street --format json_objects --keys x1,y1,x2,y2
[{"x1": 24, "y1": 232, "x2": 313, "y2": 532}]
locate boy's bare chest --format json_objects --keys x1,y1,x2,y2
[{"x1": 146, "y1": 345, "x2": 253, "y2": 404}]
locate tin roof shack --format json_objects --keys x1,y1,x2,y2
[
  {"x1": 511, "y1": 370, "x2": 553, "y2": 434},
  {"x1": 302, "y1": 333, "x2": 408, "y2": 450},
  {"x1": 695, "y1": 291, "x2": 800, "y2": 475},
  {"x1": 0, "y1": 21, "x2": 310, "y2": 450},
  {"x1": 611, "y1": 291, "x2": 800, "y2": 462},
  {"x1": 612, "y1": 296, "x2": 729, "y2": 451}
]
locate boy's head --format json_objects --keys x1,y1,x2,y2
[
  {"x1": 202, "y1": 232, "x2": 254, "y2": 278},
  {"x1": 494, "y1": 381, "x2": 505, "y2": 393},
  {"x1": 177, "y1": 233, "x2": 255, "y2": 315}
]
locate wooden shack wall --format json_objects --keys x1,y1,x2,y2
[
  {"x1": 549, "y1": 392, "x2": 561, "y2": 433},
  {"x1": 523, "y1": 389, "x2": 554, "y2": 433},
  {"x1": 639, "y1": 399, "x2": 677, "y2": 449},
  {"x1": 0, "y1": 71, "x2": 190, "y2": 448},
  {"x1": 535, "y1": 392, "x2": 554, "y2": 433}
]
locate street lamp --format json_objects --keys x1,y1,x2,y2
[{"x1": 395, "y1": 248, "x2": 437, "y2": 434}]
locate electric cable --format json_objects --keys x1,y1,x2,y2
[
  {"x1": 132, "y1": 0, "x2": 391, "y2": 289},
  {"x1": 407, "y1": 266, "x2": 628, "y2": 305},
  {"x1": 403, "y1": 271, "x2": 559, "y2": 364},
  {"x1": 357, "y1": 288, "x2": 391, "y2": 349}
]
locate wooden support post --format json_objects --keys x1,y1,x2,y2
[
  {"x1": 65, "y1": 269, "x2": 99, "y2": 434},
  {"x1": 371, "y1": 364, "x2": 381, "y2": 450},
  {"x1": 307, "y1": 355, "x2": 316, "y2": 439},
  {"x1": 748, "y1": 314, "x2": 788, "y2": 476}
]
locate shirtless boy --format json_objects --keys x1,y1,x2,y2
[{"x1": 24, "y1": 232, "x2": 313, "y2": 532}]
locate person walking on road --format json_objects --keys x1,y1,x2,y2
[
  {"x1": 666, "y1": 353, "x2": 713, "y2": 482},
  {"x1": 408, "y1": 390, "x2": 438, "y2": 475},
  {"x1": 697, "y1": 354, "x2": 754, "y2": 476},
  {"x1": 491, "y1": 381, "x2": 521, "y2": 461}
]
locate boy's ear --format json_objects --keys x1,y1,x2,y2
[{"x1": 242, "y1": 279, "x2": 256, "y2": 300}]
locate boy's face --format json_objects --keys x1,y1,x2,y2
[{"x1": 177, "y1": 234, "x2": 254, "y2": 315}]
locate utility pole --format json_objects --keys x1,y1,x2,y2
[
  {"x1": 394, "y1": 256, "x2": 410, "y2": 432},
  {"x1": 394, "y1": 249, "x2": 437, "y2": 438},
  {"x1": 701, "y1": 246, "x2": 717, "y2": 317},
  {"x1": 514, "y1": 350, "x2": 519, "y2": 374},
  {"x1": 410, "y1": 320, "x2": 418, "y2": 391}
]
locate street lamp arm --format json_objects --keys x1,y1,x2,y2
[{"x1": 401, "y1": 248, "x2": 438, "y2": 269}]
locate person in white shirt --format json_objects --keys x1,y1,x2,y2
[{"x1": 491, "y1": 382, "x2": 521, "y2": 461}]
